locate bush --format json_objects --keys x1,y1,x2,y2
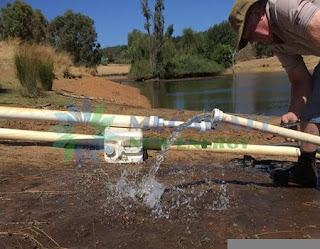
[
  {"x1": 253, "y1": 42, "x2": 273, "y2": 58},
  {"x1": 100, "y1": 57, "x2": 108, "y2": 66},
  {"x1": 212, "y1": 44, "x2": 233, "y2": 68},
  {"x1": 14, "y1": 43, "x2": 55, "y2": 97},
  {"x1": 14, "y1": 47, "x2": 40, "y2": 97},
  {"x1": 128, "y1": 59, "x2": 151, "y2": 80},
  {"x1": 166, "y1": 54, "x2": 223, "y2": 78},
  {"x1": 38, "y1": 60, "x2": 54, "y2": 91}
]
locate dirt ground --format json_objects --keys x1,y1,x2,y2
[
  {"x1": 53, "y1": 76, "x2": 151, "y2": 109},
  {"x1": 1, "y1": 107, "x2": 320, "y2": 248},
  {"x1": 1, "y1": 75, "x2": 320, "y2": 248}
]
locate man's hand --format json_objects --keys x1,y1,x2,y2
[
  {"x1": 281, "y1": 112, "x2": 299, "y2": 124},
  {"x1": 281, "y1": 112, "x2": 299, "y2": 142}
]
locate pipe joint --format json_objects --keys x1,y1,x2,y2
[{"x1": 211, "y1": 108, "x2": 223, "y2": 125}]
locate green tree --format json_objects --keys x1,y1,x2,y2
[
  {"x1": 163, "y1": 38, "x2": 177, "y2": 77},
  {"x1": 180, "y1": 28, "x2": 205, "y2": 55},
  {"x1": 253, "y1": 42, "x2": 273, "y2": 58},
  {"x1": 100, "y1": 45, "x2": 130, "y2": 64},
  {"x1": 153, "y1": 0, "x2": 165, "y2": 78},
  {"x1": 212, "y1": 44, "x2": 233, "y2": 68},
  {"x1": 0, "y1": 0, "x2": 35, "y2": 40},
  {"x1": 140, "y1": 0, "x2": 153, "y2": 75},
  {"x1": 140, "y1": 0, "x2": 165, "y2": 78},
  {"x1": 205, "y1": 21, "x2": 236, "y2": 59},
  {"x1": 32, "y1": 9, "x2": 48, "y2": 43},
  {"x1": 128, "y1": 29, "x2": 151, "y2": 79},
  {"x1": 48, "y1": 10, "x2": 101, "y2": 67},
  {"x1": 165, "y1": 24, "x2": 174, "y2": 39}
]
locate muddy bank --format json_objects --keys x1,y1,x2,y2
[
  {"x1": 0, "y1": 139, "x2": 319, "y2": 249},
  {"x1": 53, "y1": 76, "x2": 151, "y2": 108},
  {"x1": 1, "y1": 100, "x2": 320, "y2": 248},
  {"x1": 1, "y1": 64, "x2": 320, "y2": 248}
]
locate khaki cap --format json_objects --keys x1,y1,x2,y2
[{"x1": 229, "y1": 0, "x2": 259, "y2": 50}]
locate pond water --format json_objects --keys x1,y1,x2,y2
[{"x1": 124, "y1": 71, "x2": 290, "y2": 116}]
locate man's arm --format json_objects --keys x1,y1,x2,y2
[
  {"x1": 305, "y1": 10, "x2": 320, "y2": 44},
  {"x1": 284, "y1": 62, "x2": 313, "y2": 123}
]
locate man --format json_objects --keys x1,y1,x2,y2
[{"x1": 229, "y1": 0, "x2": 320, "y2": 187}]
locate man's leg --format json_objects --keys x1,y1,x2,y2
[
  {"x1": 271, "y1": 63, "x2": 320, "y2": 187},
  {"x1": 300, "y1": 122, "x2": 320, "y2": 152}
]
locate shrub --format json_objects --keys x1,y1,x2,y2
[
  {"x1": 100, "y1": 57, "x2": 109, "y2": 66},
  {"x1": 38, "y1": 60, "x2": 54, "y2": 91},
  {"x1": 212, "y1": 44, "x2": 233, "y2": 68},
  {"x1": 128, "y1": 59, "x2": 152, "y2": 80},
  {"x1": 166, "y1": 54, "x2": 223, "y2": 78},
  {"x1": 14, "y1": 43, "x2": 55, "y2": 97},
  {"x1": 253, "y1": 42, "x2": 273, "y2": 58},
  {"x1": 14, "y1": 47, "x2": 40, "y2": 97}
]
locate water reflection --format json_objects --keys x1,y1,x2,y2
[{"x1": 124, "y1": 72, "x2": 290, "y2": 116}]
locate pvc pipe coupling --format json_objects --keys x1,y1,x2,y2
[
  {"x1": 211, "y1": 109, "x2": 224, "y2": 125},
  {"x1": 162, "y1": 119, "x2": 212, "y2": 132}
]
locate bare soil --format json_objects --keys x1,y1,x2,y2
[
  {"x1": 1, "y1": 64, "x2": 320, "y2": 248},
  {"x1": 53, "y1": 76, "x2": 151, "y2": 108},
  {"x1": 1, "y1": 100, "x2": 320, "y2": 249}
]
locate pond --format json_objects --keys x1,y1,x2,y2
[{"x1": 124, "y1": 71, "x2": 290, "y2": 116}]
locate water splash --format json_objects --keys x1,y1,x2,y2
[
  {"x1": 106, "y1": 112, "x2": 231, "y2": 216},
  {"x1": 146, "y1": 113, "x2": 212, "y2": 179},
  {"x1": 137, "y1": 113, "x2": 213, "y2": 208},
  {"x1": 106, "y1": 170, "x2": 166, "y2": 216}
]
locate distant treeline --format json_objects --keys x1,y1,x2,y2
[
  {"x1": 100, "y1": 21, "x2": 273, "y2": 80},
  {"x1": 0, "y1": 0, "x2": 101, "y2": 67},
  {"x1": 1, "y1": 0, "x2": 273, "y2": 80},
  {"x1": 101, "y1": 0, "x2": 273, "y2": 80},
  {"x1": 100, "y1": 46, "x2": 130, "y2": 65}
]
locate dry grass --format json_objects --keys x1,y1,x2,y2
[
  {"x1": 0, "y1": 39, "x2": 18, "y2": 87},
  {"x1": 0, "y1": 39, "x2": 95, "y2": 89},
  {"x1": 97, "y1": 64, "x2": 131, "y2": 76},
  {"x1": 224, "y1": 55, "x2": 320, "y2": 75}
]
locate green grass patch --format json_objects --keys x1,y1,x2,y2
[
  {"x1": 14, "y1": 43, "x2": 55, "y2": 97},
  {"x1": 0, "y1": 89, "x2": 74, "y2": 107}
]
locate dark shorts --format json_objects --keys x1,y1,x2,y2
[{"x1": 301, "y1": 62, "x2": 320, "y2": 123}]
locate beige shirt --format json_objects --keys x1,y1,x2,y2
[{"x1": 266, "y1": 0, "x2": 320, "y2": 72}]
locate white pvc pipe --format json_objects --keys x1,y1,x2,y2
[
  {"x1": 168, "y1": 143, "x2": 301, "y2": 157},
  {"x1": 0, "y1": 128, "x2": 103, "y2": 142},
  {"x1": 0, "y1": 106, "x2": 211, "y2": 131},
  {"x1": 2, "y1": 128, "x2": 320, "y2": 158},
  {"x1": 212, "y1": 109, "x2": 320, "y2": 146},
  {"x1": 0, "y1": 106, "x2": 159, "y2": 129}
]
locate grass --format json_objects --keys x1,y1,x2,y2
[
  {"x1": 97, "y1": 64, "x2": 131, "y2": 76},
  {"x1": 14, "y1": 43, "x2": 58, "y2": 95},
  {"x1": 0, "y1": 89, "x2": 75, "y2": 107},
  {"x1": 0, "y1": 88, "x2": 85, "y2": 129},
  {"x1": 38, "y1": 60, "x2": 54, "y2": 91}
]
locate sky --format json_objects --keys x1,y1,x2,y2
[{"x1": 1, "y1": 0, "x2": 234, "y2": 48}]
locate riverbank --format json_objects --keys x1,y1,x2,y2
[
  {"x1": 97, "y1": 56, "x2": 320, "y2": 81},
  {"x1": 53, "y1": 76, "x2": 151, "y2": 108},
  {"x1": 223, "y1": 55, "x2": 320, "y2": 75}
]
